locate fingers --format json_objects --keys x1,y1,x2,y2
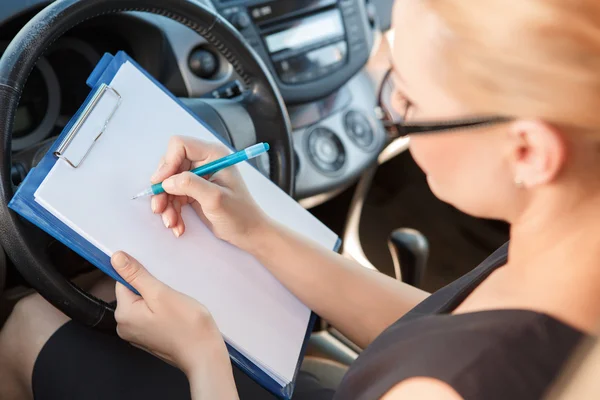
[
  {"x1": 152, "y1": 137, "x2": 229, "y2": 184},
  {"x1": 155, "y1": 195, "x2": 185, "y2": 237},
  {"x1": 172, "y1": 198, "x2": 185, "y2": 237},
  {"x1": 115, "y1": 281, "x2": 141, "y2": 306},
  {"x1": 160, "y1": 196, "x2": 179, "y2": 230},
  {"x1": 111, "y1": 251, "x2": 163, "y2": 299},
  {"x1": 162, "y1": 171, "x2": 224, "y2": 210},
  {"x1": 151, "y1": 193, "x2": 168, "y2": 214},
  {"x1": 114, "y1": 281, "x2": 148, "y2": 340}
]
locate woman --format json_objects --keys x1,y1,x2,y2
[{"x1": 2, "y1": 0, "x2": 600, "y2": 398}]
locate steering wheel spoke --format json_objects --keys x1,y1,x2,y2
[{"x1": 178, "y1": 96, "x2": 257, "y2": 151}]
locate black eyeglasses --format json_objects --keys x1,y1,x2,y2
[{"x1": 378, "y1": 68, "x2": 511, "y2": 137}]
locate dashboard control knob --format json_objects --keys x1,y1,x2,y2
[
  {"x1": 188, "y1": 48, "x2": 219, "y2": 79},
  {"x1": 230, "y1": 12, "x2": 251, "y2": 30},
  {"x1": 345, "y1": 110, "x2": 374, "y2": 148},
  {"x1": 306, "y1": 127, "x2": 346, "y2": 173}
]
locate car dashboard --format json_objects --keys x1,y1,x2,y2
[{"x1": 0, "y1": 0, "x2": 391, "y2": 289}]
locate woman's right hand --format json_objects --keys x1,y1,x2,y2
[{"x1": 151, "y1": 136, "x2": 270, "y2": 252}]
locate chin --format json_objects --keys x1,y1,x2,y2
[
  {"x1": 428, "y1": 181, "x2": 454, "y2": 208},
  {"x1": 427, "y1": 176, "x2": 493, "y2": 219},
  {"x1": 426, "y1": 175, "x2": 443, "y2": 200},
  {"x1": 427, "y1": 176, "x2": 452, "y2": 204}
]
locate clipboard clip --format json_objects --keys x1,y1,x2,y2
[{"x1": 54, "y1": 84, "x2": 122, "y2": 168}]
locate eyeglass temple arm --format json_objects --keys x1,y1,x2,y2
[{"x1": 385, "y1": 116, "x2": 511, "y2": 135}]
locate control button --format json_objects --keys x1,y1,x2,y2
[
  {"x1": 251, "y1": 8, "x2": 262, "y2": 19},
  {"x1": 280, "y1": 60, "x2": 290, "y2": 72},
  {"x1": 251, "y1": 4, "x2": 273, "y2": 19},
  {"x1": 205, "y1": 81, "x2": 242, "y2": 99},
  {"x1": 230, "y1": 12, "x2": 251, "y2": 30},
  {"x1": 345, "y1": 110, "x2": 374, "y2": 149},
  {"x1": 221, "y1": 7, "x2": 240, "y2": 17},
  {"x1": 188, "y1": 48, "x2": 219, "y2": 79},
  {"x1": 316, "y1": 139, "x2": 338, "y2": 163},
  {"x1": 306, "y1": 127, "x2": 346, "y2": 173}
]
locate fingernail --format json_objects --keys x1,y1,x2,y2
[
  {"x1": 113, "y1": 252, "x2": 129, "y2": 269},
  {"x1": 173, "y1": 227, "x2": 182, "y2": 238},
  {"x1": 151, "y1": 197, "x2": 158, "y2": 213},
  {"x1": 162, "y1": 214, "x2": 171, "y2": 228}
]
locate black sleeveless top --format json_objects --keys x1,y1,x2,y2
[
  {"x1": 333, "y1": 242, "x2": 585, "y2": 400},
  {"x1": 32, "y1": 243, "x2": 584, "y2": 400}
]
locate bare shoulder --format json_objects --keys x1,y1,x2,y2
[{"x1": 381, "y1": 377, "x2": 464, "y2": 400}]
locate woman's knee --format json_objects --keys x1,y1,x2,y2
[
  {"x1": 0, "y1": 294, "x2": 69, "y2": 388},
  {"x1": 0, "y1": 278, "x2": 114, "y2": 390}
]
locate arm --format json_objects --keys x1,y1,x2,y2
[
  {"x1": 155, "y1": 137, "x2": 428, "y2": 348},
  {"x1": 110, "y1": 252, "x2": 239, "y2": 400},
  {"x1": 186, "y1": 343, "x2": 239, "y2": 400},
  {"x1": 382, "y1": 378, "x2": 464, "y2": 400},
  {"x1": 250, "y1": 220, "x2": 428, "y2": 348}
]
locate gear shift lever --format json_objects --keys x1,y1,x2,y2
[{"x1": 388, "y1": 228, "x2": 429, "y2": 287}]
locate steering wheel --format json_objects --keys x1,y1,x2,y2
[{"x1": 0, "y1": 0, "x2": 294, "y2": 330}]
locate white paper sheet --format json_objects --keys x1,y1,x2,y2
[{"x1": 34, "y1": 61, "x2": 339, "y2": 385}]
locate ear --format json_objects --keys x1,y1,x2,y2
[{"x1": 507, "y1": 120, "x2": 568, "y2": 187}]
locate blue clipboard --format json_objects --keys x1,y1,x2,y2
[{"x1": 9, "y1": 51, "x2": 342, "y2": 399}]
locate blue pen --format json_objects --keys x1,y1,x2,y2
[{"x1": 131, "y1": 142, "x2": 270, "y2": 200}]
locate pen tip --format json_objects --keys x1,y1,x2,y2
[{"x1": 131, "y1": 195, "x2": 139, "y2": 200}]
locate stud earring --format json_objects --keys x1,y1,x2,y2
[{"x1": 514, "y1": 177, "x2": 525, "y2": 188}]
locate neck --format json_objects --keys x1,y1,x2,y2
[
  {"x1": 510, "y1": 186, "x2": 600, "y2": 268},
  {"x1": 506, "y1": 187, "x2": 600, "y2": 331}
]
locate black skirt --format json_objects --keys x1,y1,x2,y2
[{"x1": 32, "y1": 321, "x2": 335, "y2": 400}]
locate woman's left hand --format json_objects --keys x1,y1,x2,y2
[{"x1": 110, "y1": 251, "x2": 231, "y2": 378}]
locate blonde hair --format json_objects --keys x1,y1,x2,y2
[{"x1": 425, "y1": 0, "x2": 600, "y2": 131}]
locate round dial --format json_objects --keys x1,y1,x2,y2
[
  {"x1": 306, "y1": 127, "x2": 346, "y2": 174},
  {"x1": 344, "y1": 110, "x2": 374, "y2": 149}
]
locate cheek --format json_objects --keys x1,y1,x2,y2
[
  {"x1": 409, "y1": 136, "x2": 467, "y2": 204},
  {"x1": 409, "y1": 136, "x2": 455, "y2": 178},
  {"x1": 410, "y1": 135, "x2": 513, "y2": 219}
]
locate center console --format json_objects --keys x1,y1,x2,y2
[
  {"x1": 213, "y1": 0, "x2": 371, "y2": 103},
  {"x1": 138, "y1": 0, "x2": 384, "y2": 203}
]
